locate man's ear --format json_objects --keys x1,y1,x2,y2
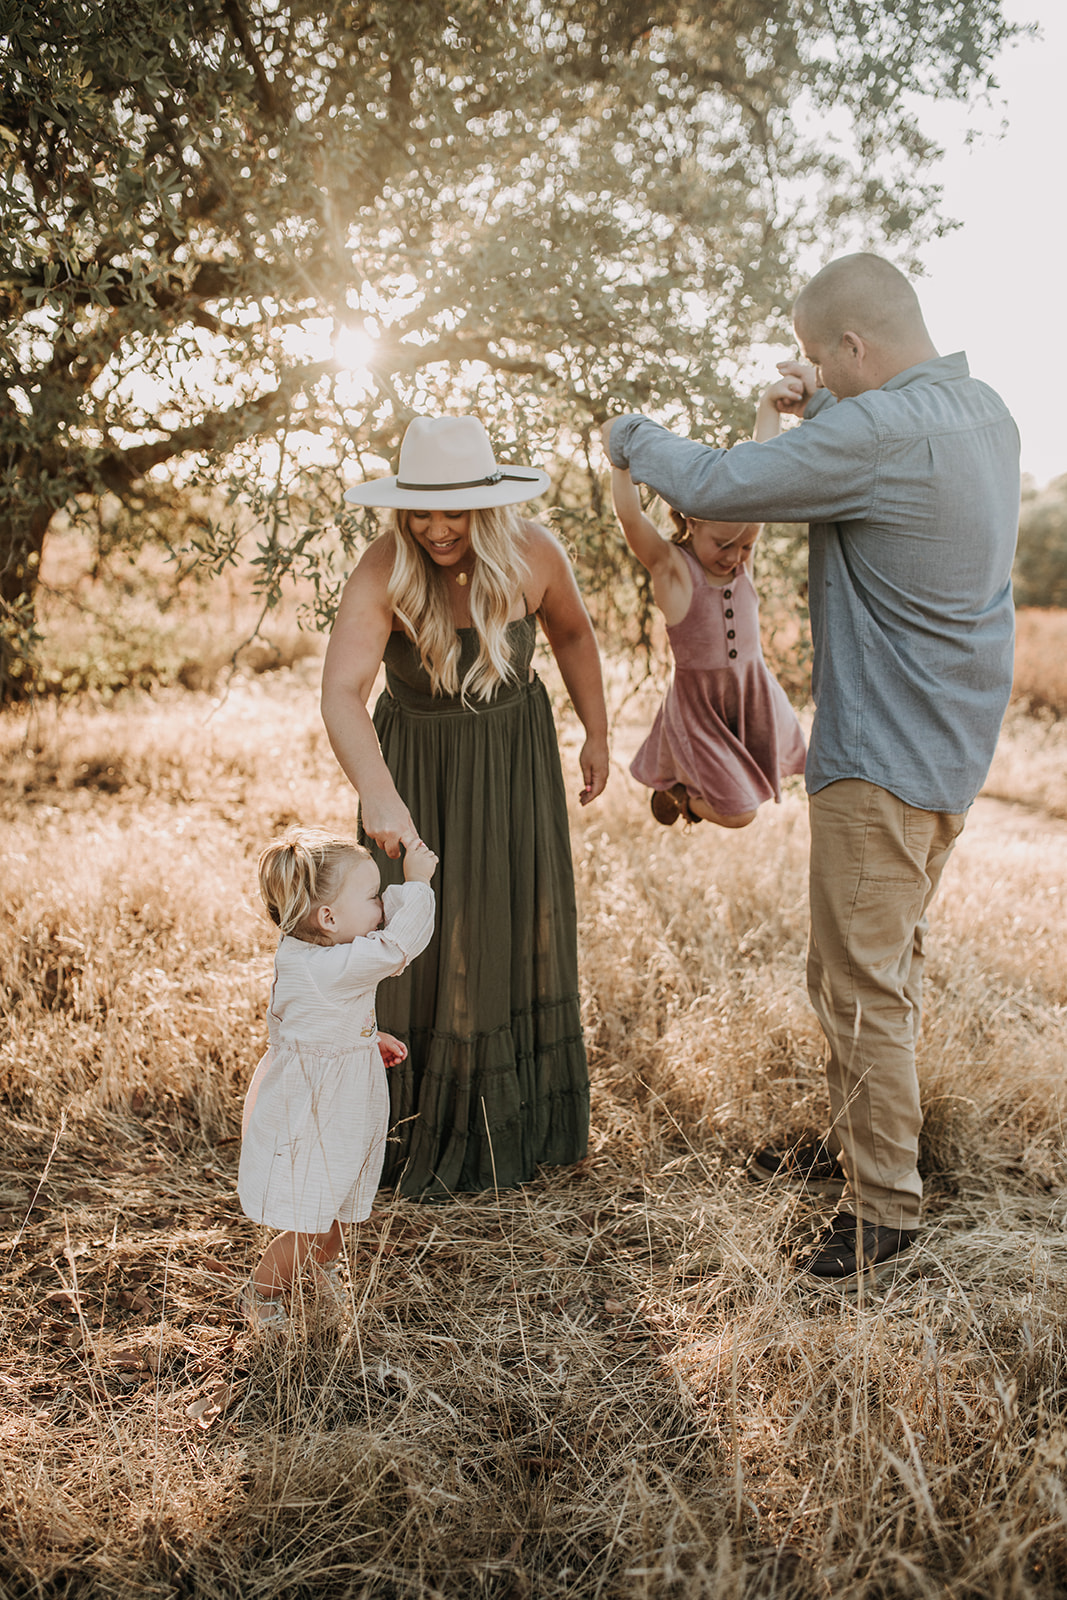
[{"x1": 842, "y1": 330, "x2": 866, "y2": 363}]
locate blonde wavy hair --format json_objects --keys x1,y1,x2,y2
[
  {"x1": 388, "y1": 505, "x2": 530, "y2": 701},
  {"x1": 257, "y1": 828, "x2": 371, "y2": 945}
]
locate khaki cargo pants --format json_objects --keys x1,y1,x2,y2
[{"x1": 807, "y1": 779, "x2": 967, "y2": 1231}]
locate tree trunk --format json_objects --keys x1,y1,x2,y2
[{"x1": 0, "y1": 500, "x2": 57, "y2": 704}]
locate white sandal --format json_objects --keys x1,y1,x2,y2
[
  {"x1": 313, "y1": 1258, "x2": 348, "y2": 1299},
  {"x1": 237, "y1": 1281, "x2": 288, "y2": 1329}
]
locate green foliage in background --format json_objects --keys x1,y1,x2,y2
[
  {"x1": 0, "y1": 0, "x2": 1022, "y2": 697},
  {"x1": 1014, "y1": 476, "x2": 1067, "y2": 610}
]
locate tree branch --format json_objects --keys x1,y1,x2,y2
[
  {"x1": 87, "y1": 360, "x2": 336, "y2": 495},
  {"x1": 221, "y1": 0, "x2": 286, "y2": 120}
]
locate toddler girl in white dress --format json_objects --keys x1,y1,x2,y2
[{"x1": 237, "y1": 827, "x2": 436, "y2": 1327}]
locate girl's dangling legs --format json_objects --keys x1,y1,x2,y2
[
  {"x1": 686, "y1": 793, "x2": 757, "y2": 828},
  {"x1": 651, "y1": 772, "x2": 758, "y2": 831}
]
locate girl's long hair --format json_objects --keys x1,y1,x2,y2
[{"x1": 388, "y1": 505, "x2": 530, "y2": 701}]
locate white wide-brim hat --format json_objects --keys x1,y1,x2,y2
[{"x1": 343, "y1": 416, "x2": 551, "y2": 511}]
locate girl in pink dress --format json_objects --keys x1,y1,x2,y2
[{"x1": 611, "y1": 379, "x2": 807, "y2": 829}]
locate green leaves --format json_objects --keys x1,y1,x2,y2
[{"x1": 0, "y1": 0, "x2": 1022, "y2": 697}]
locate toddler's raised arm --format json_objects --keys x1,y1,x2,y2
[{"x1": 403, "y1": 838, "x2": 438, "y2": 884}]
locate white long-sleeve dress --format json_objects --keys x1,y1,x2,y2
[{"x1": 238, "y1": 881, "x2": 435, "y2": 1232}]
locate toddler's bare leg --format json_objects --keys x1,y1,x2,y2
[
  {"x1": 310, "y1": 1219, "x2": 344, "y2": 1268},
  {"x1": 253, "y1": 1220, "x2": 343, "y2": 1296}
]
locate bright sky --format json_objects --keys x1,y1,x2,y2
[{"x1": 914, "y1": 0, "x2": 1066, "y2": 487}]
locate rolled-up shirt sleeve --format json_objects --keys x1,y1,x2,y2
[{"x1": 607, "y1": 404, "x2": 876, "y2": 526}]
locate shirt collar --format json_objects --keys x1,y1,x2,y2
[{"x1": 882, "y1": 351, "x2": 970, "y2": 391}]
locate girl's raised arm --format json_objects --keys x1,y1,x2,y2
[
  {"x1": 610, "y1": 465, "x2": 692, "y2": 627},
  {"x1": 610, "y1": 466, "x2": 674, "y2": 574},
  {"x1": 320, "y1": 538, "x2": 420, "y2": 859}
]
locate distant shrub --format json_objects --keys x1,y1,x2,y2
[
  {"x1": 1014, "y1": 476, "x2": 1067, "y2": 608},
  {"x1": 29, "y1": 529, "x2": 323, "y2": 699},
  {"x1": 1012, "y1": 608, "x2": 1067, "y2": 718}
]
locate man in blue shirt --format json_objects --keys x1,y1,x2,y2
[{"x1": 604, "y1": 253, "x2": 1019, "y2": 1286}]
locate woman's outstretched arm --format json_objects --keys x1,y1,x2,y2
[
  {"x1": 529, "y1": 523, "x2": 609, "y2": 806},
  {"x1": 320, "y1": 537, "x2": 420, "y2": 859}
]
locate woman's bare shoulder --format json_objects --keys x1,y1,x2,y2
[
  {"x1": 338, "y1": 531, "x2": 396, "y2": 603},
  {"x1": 517, "y1": 517, "x2": 570, "y2": 568},
  {"x1": 353, "y1": 530, "x2": 397, "y2": 578},
  {"x1": 516, "y1": 518, "x2": 572, "y2": 607}
]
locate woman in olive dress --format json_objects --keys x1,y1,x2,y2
[{"x1": 321, "y1": 416, "x2": 608, "y2": 1198}]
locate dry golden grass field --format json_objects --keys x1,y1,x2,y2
[{"x1": 2, "y1": 607, "x2": 1067, "y2": 1599}]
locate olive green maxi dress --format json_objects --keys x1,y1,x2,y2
[{"x1": 363, "y1": 614, "x2": 590, "y2": 1198}]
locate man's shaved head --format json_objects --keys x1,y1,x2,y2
[
  {"x1": 792, "y1": 253, "x2": 937, "y2": 395},
  {"x1": 794, "y1": 253, "x2": 930, "y2": 348}
]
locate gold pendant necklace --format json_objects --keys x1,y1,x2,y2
[{"x1": 455, "y1": 571, "x2": 468, "y2": 587}]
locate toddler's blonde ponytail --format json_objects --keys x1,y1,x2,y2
[{"x1": 257, "y1": 829, "x2": 371, "y2": 942}]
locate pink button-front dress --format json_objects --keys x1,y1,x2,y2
[{"x1": 630, "y1": 547, "x2": 807, "y2": 815}]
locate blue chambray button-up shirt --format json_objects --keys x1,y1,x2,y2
[{"x1": 607, "y1": 352, "x2": 1019, "y2": 813}]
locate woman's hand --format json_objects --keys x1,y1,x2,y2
[
  {"x1": 359, "y1": 787, "x2": 420, "y2": 860},
  {"x1": 579, "y1": 734, "x2": 609, "y2": 806}
]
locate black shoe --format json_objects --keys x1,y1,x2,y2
[
  {"x1": 750, "y1": 1138, "x2": 846, "y2": 1196},
  {"x1": 795, "y1": 1211, "x2": 916, "y2": 1286}
]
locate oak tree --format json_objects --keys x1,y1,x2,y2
[{"x1": 0, "y1": 0, "x2": 1019, "y2": 695}]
